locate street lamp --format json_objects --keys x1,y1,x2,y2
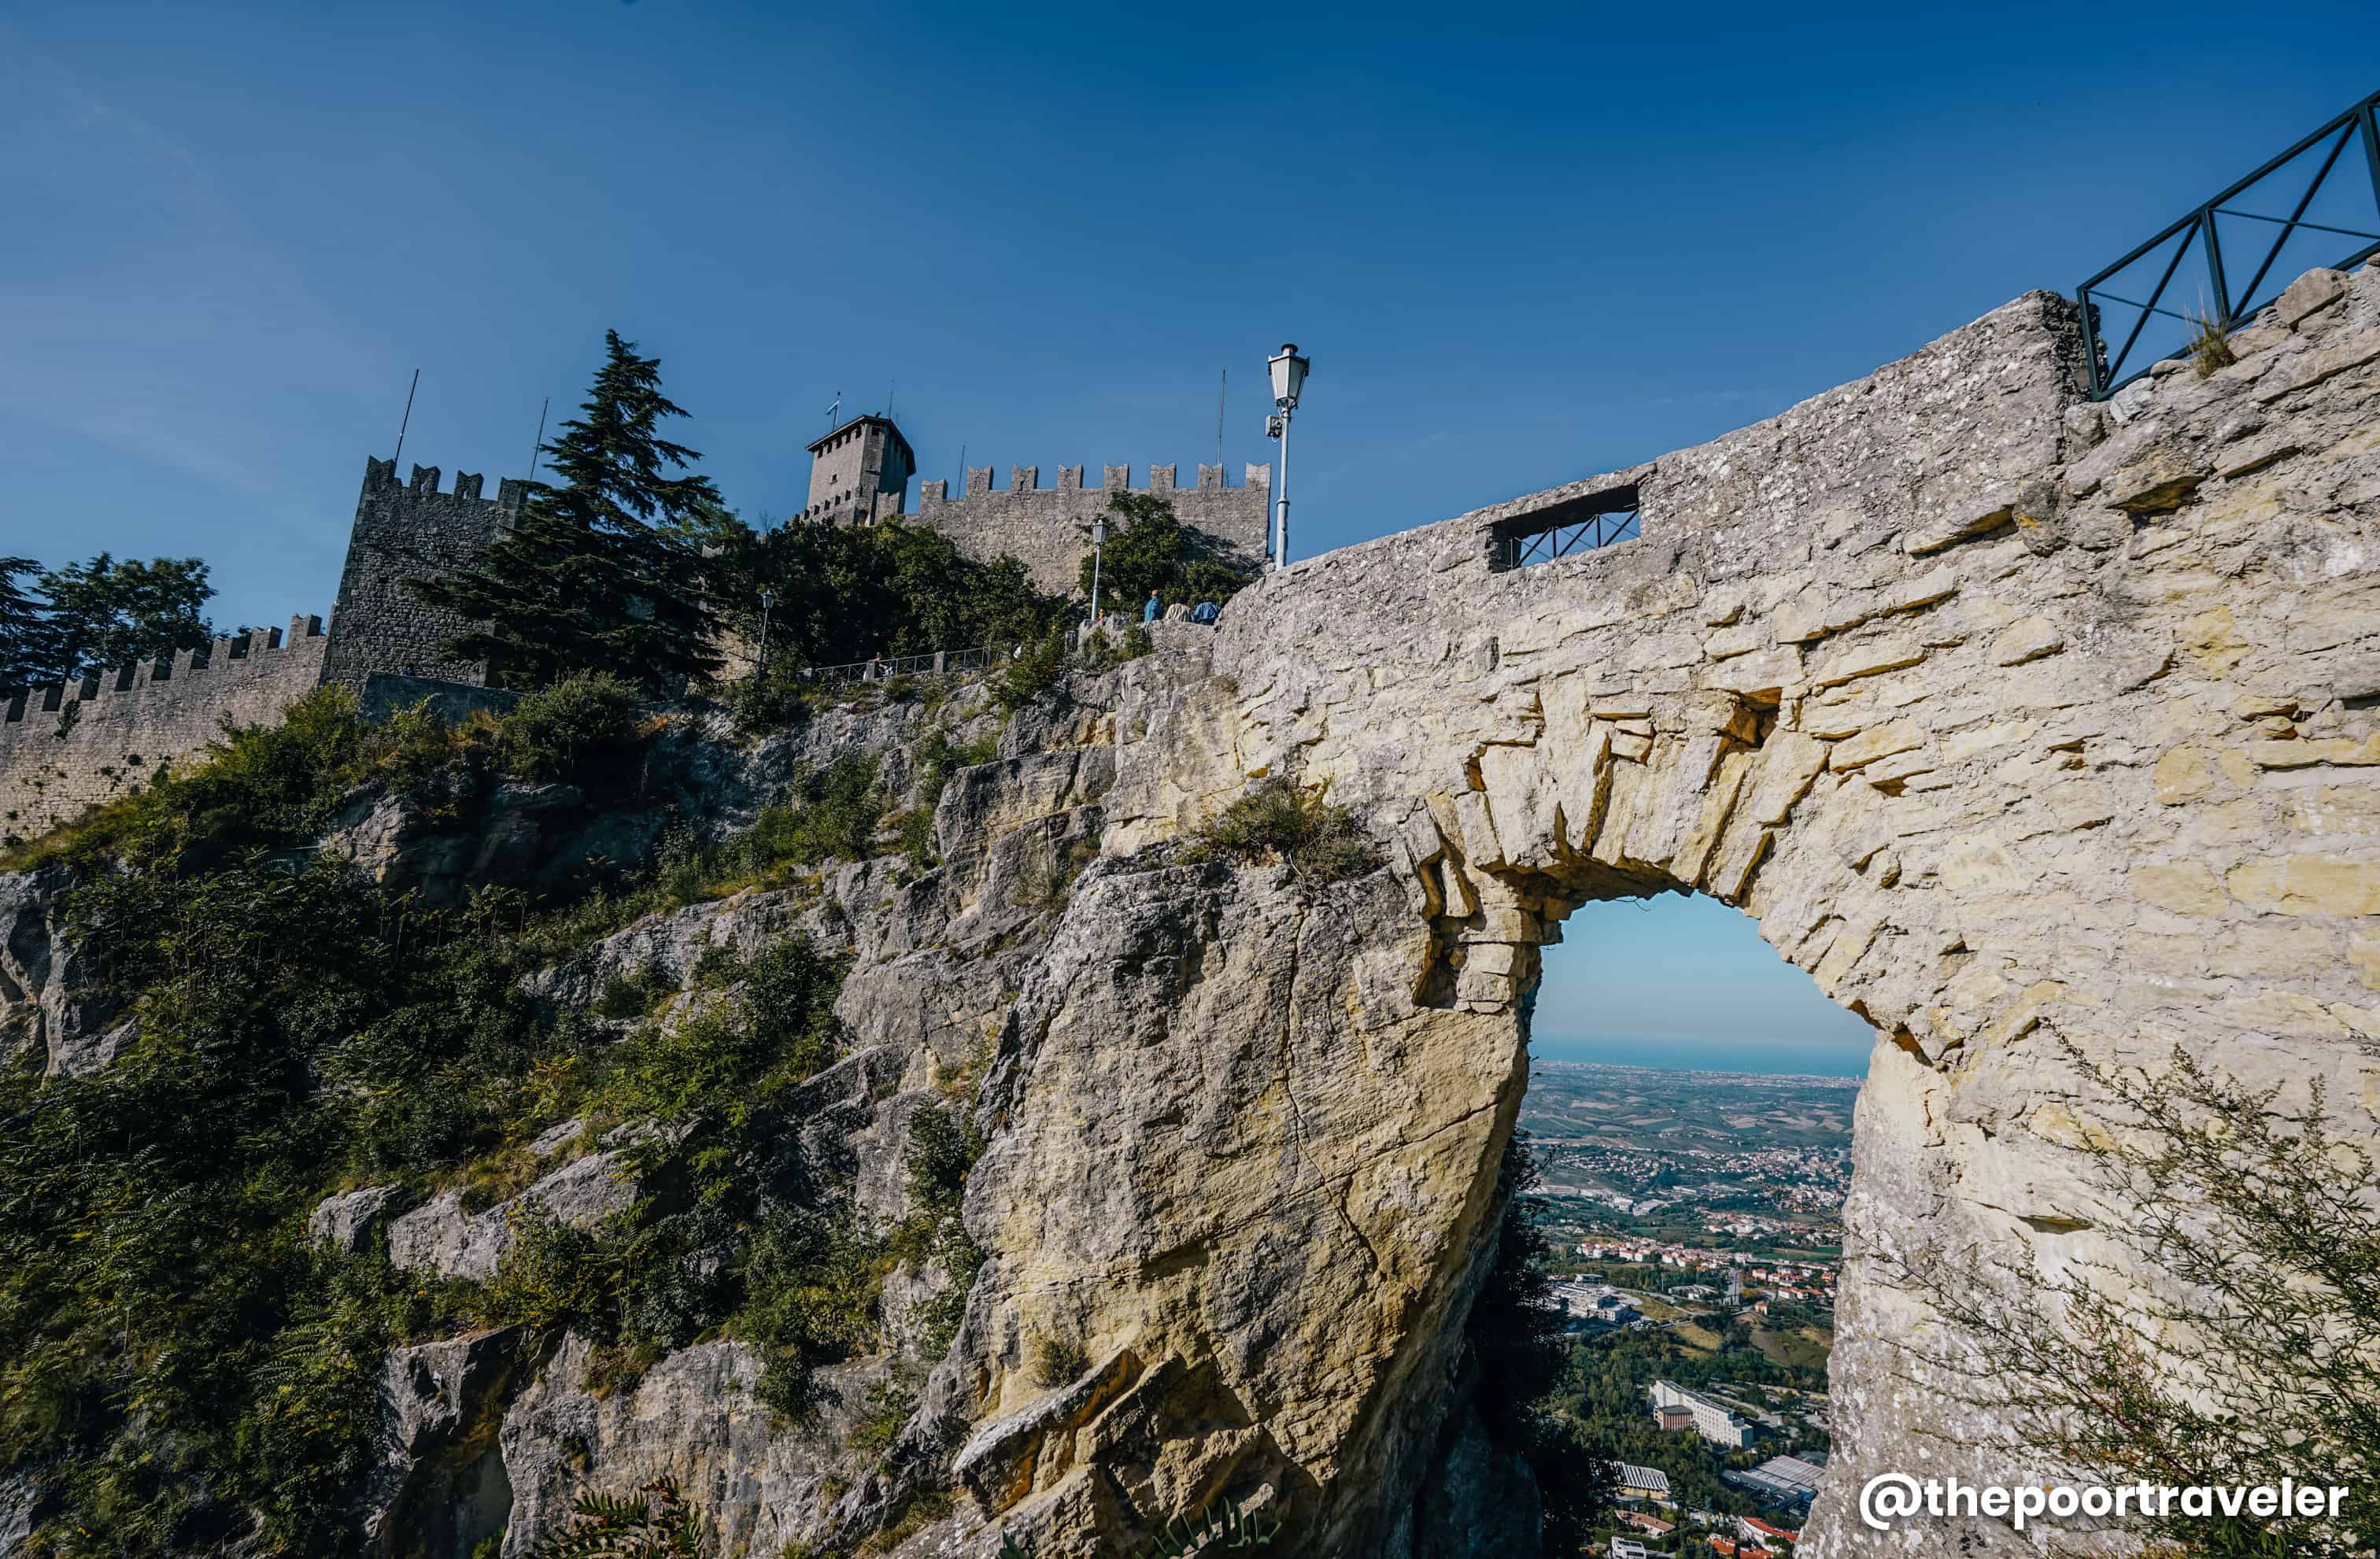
[
  {"x1": 757, "y1": 588, "x2": 775, "y2": 682},
  {"x1": 1266, "y1": 342, "x2": 1310, "y2": 570},
  {"x1": 1088, "y1": 515, "x2": 1108, "y2": 630}
]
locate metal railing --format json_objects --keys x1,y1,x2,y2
[
  {"x1": 2078, "y1": 87, "x2": 2380, "y2": 397},
  {"x1": 1497, "y1": 506, "x2": 1641, "y2": 570},
  {"x1": 1488, "y1": 486, "x2": 1644, "y2": 572},
  {"x1": 797, "y1": 645, "x2": 998, "y2": 689}
]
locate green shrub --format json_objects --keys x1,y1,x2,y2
[
  {"x1": 726, "y1": 659, "x2": 811, "y2": 737},
  {"x1": 500, "y1": 672, "x2": 645, "y2": 784},
  {"x1": 743, "y1": 1207, "x2": 885, "y2": 1421},
  {"x1": 913, "y1": 726, "x2": 1000, "y2": 809},
  {"x1": 905, "y1": 1104, "x2": 981, "y2": 1222},
  {"x1": 847, "y1": 1377, "x2": 918, "y2": 1459},
  {"x1": 1033, "y1": 1335, "x2": 1091, "y2": 1389},
  {"x1": 521, "y1": 1476, "x2": 712, "y2": 1559},
  {"x1": 372, "y1": 697, "x2": 499, "y2": 804},
  {"x1": 895, "y1": 807, "x2": 937, "y2": 869},
  {"x1": 996, "y1": 625, "x2": 1070, "y2": 711},
  {"x1": 741, "y1": 753, "x2": 885, "y2": 871},
  {"x1": 2190, "y1": 304, "x2": 2238, "y2": 378},
  {"x1": 1181, "y1": 779, "x2": 1378, "y2": 883}
]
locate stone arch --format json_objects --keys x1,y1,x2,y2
[{"x1": 954, "y1": 264, "x2": 2380, "y2": 1557}]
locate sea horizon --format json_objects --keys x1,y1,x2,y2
[{"x1": 1528, "y1": 1033, "x2": 1873, "y2": 1079}]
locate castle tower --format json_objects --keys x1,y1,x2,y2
[{"x1": 804, "y1": 415, "x2": 915, "y2": 524}]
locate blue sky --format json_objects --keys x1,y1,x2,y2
[
  {"x1": 4, "y1": 1, "x2": 2374, "y2": 1072},
  {"x1": 1532, "y1": 897, "x2": 1876, "y2": 1077}
]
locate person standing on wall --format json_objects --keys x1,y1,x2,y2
[{"x1": 1143, "y1": 589, "x2": 1162, "y2": 625}]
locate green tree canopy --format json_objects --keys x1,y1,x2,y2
[
  {"x1": 713, "y1": 517, "x2": 1069, "y2": 671},
  {"x1": 412, "y1": 331, "x2": 722, "y2": 692},
  {"x1": 1075, "y1": 493, "x2": 1261, "y2": 614},
  {"x1": 5, "y1": 552, "x2": 217, "y2": 686},
  {"x1": 0, "y1": 558, "x2": 46, "y2": 690}
]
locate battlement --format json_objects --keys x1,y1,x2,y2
[
  {"x1": 324, "y1": 456, "x2": 518, "y2": 688},
  {"x1": 896, "y1": 457, "x2": 1274, "y2": 595},
  {"x1": 2, "y1": 615, "x2": 325, "y2": 729},
  {"x1": 915, "y1": 460, "x2": 1272, "y2": 506},
  {"x1": 361, "y1": 456, "x2": 532, "y2": 516},
  {"x1": 1, "y1": 615, "x2": 331, "y2": 843}
]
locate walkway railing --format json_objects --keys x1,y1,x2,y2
[
  {"x1": 797, "y1": 645, "x2": 998, "y2": 688},
  {"x1": 2078, "y1": 87, "x2": 2380, "y2": 397}
]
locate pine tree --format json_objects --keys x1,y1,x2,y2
[
  {"x1": 412, "y1": 331, "x2": 723, "y2": 691},
  {"x1": 0, "y1": 557, "x2": 47, "y2": 690}
]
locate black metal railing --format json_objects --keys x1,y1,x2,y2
[
  {"x1": 2079, "y1": 88, "x2": 2380, "y2": 398},
  {"x1": 1490, "y1": 489, "x2": 1643, "y2": 571},
  {"x1": 799, "y1": 645, "x2": 997, "y2": 688}
]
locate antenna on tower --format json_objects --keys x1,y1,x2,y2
[
  {"x1": 391, "y1": 368, "x2": 420, "y2": 468},
  {"x1": 885, "y1": 381, "x2": 895, "y2": 419},
  {"x1": 527, "y1": 397, "x2": 549, "y2": 482},
  {"x1": 826, "y1": 390, "x2": 841, "y2": 430},
  {"x1": 1216, "y1": 368, "x2": 1226, "y2": 475}
]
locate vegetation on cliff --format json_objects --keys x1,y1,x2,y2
[
  {"x1": 1074, "y1": 491, "x2": 1261, "y2": 611},
  {"x1": 1891, "y1": 1044, "x2": 2380, "y2": 1558},
  {"x1": 1180, "y1": 777, "x2": 1379, "y2": 882},
  {"x1": 0, "y1": 678, "x2": 972, "y2": 1553}
]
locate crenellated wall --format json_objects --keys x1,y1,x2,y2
[
  {"x1": 2, "y1": 456, "x2": 525, "y2": 849},
  {"x1": 320, "y1": 457, "x2": 524, "y2": 688},
  {"x1": 1, "y1": 618, "x2": 330, "y2": 844},
  {"x1": 911, "y1": 460, "x2": 1272, "y2": 595}
]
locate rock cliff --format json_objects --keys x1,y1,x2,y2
[{"x1": 4, "y1": 260, "x2": 2378, "y2": 1557}]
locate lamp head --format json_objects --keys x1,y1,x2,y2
[{"x1": 1267, "y1": 343, "x2": 1310, "y2": 412}]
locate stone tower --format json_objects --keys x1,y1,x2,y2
[{"x1": 801, "y1": 415, "x2": 915, "y2": 524}]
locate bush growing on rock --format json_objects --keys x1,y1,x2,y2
[
  {"x1": 996, "y1": 623, "x2": 1071, "y2": 712},
  {"x1": 1889, "y1": 1044, "x2": 2380, "y2": 1558},
  {"x1": 500, "y1": 672, "x2": 646, "y2": 784},
  {"x1": 1181, "y1": 778, "x2": 1379, "y2": 883}
]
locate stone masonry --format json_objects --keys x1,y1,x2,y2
[
  {"x1": 799, "y1": 415, "x2": 916, "y2": 525},
  {"x1": 1, "y1": 456, "x2": 521, "y2": 844},
  {"x1": 944, "y1": 259, "x2": 2380, "y2": 1554},
  {"x1": 319, "y1": 456, "x2": 527, "y2": 688},
  {"x1": 911, "y1": 457, "x2": 1273, "y2": 596},
  {"x1": 0, "y1": 618, "x2": 329, "y2": 844}
]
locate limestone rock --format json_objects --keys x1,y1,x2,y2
[
  {"x1": 387, "y1": 1151, "x2": 641, "y2": 1281},
  {"x1": 358, "y1": 1328, "x2": 534, "y2": 1557},
  {"x1": 0, "y1": 866, "x2": 123, "y2": 1073},
  {"x1": 309, "y1": 1184, "x2": 404, "y2": 1254}
]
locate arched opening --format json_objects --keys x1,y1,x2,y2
[{"x1": 1495, "y1": 888, "x2": 1878, "y2": 1551}]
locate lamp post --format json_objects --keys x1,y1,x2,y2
[
  {"x1": 1266, "y1": 343, "x2": 1310, "y2": 570},
  {"x1": 1088, "y1": 515, "x2": 1108, "y2": 632},
  {"x1": 757, "y1": 588, "x2": 774, "y2": 682}
]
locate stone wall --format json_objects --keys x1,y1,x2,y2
[
  {"x1": 970, "y1": 260, "x2": 2380, "y2": 1554},
  {"x1": 320, "y1": 457, "x2": 523, "y2": 688},
  {"x1": 912, "y1": 460, "x2": 1272, "y2": 595},
  {"x1": 0, "y1": 618, "x2": 330, "y2": 844}
]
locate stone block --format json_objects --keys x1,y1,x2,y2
[
  {"x1": 1988, "y1": 615, "x2": 2065, "y2": 667},
  {"x1": 1830, "y1": 719, "x2": 1924, "y2": 771},
  {"x1": 2152, "y1": 746, "x2": 2217, "y2": 804},
  {"x1": 2129, "y1": 861, "x2": 2228, "y2": 916},
  {"x1": 2226, "y1": 854, "x2": 2380, "y2": 916},
  {"x1": 2276, "y1": 267, "x2": 2349, "y2": 328},
  {"x1": 1811, "y1": 633, "x2": 1926, "y2": 689}
]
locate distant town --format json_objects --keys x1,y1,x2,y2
[{"x1": 1519, "y1": 1062, "x2": 1852, "y2": 1553}]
